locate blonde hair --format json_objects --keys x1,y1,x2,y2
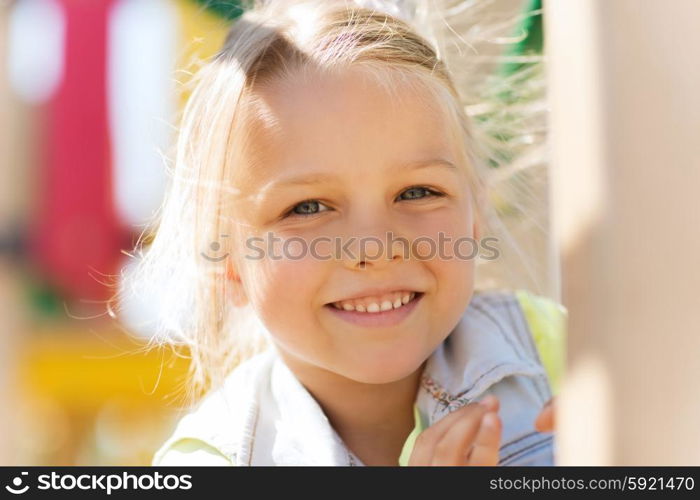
[{"x1": 117, "y1": 0, "x2": 548, "y2": 402}]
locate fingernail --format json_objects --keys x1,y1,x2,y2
[
  {"x1": 482, "y1": 412, "x2": 498, "y2": 428},
  {"x1": 478, "y1": 395, "x2": 496, "y2": 407}
]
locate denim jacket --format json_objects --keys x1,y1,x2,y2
[{"x1": 153, "y1": 289, "x2": 567, "y2": 466}]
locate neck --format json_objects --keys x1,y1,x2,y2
[{"x1": 279, "y1": 352, "x2": 425, "y2": 466}]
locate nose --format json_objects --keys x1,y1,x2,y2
[{"x1": 340, "y1": 212, "x2": 409, "y2": 271}]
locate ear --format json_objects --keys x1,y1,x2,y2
[{"x1": 226, "y1": 258, "x2": 249, "y2": 307}]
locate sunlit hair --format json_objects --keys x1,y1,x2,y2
[{"x1": 117, "y1": 0, "x2": 547, "y2": 402}]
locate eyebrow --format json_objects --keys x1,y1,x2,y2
[
  {"x1": 398, "y1": 158, "x2": 458, "y2": 171},
  {"x1": 270, "y1": 158, "x2": 458, "y2": 188}
]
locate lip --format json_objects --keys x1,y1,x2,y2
[{"x1": 324, "y1": 292, "x2": 424, "y2": 328}]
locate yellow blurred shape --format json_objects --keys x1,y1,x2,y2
[
  {"x1": 175, "y1": 0, "x2": 230, "y2": 107},
  {"x1": 19, "y1": 327, "x2": 191, "y2": 411}
]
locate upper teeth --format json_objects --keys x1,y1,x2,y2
[{"x1": 331, "y1": 291, "x2": 416, "y2": 312}]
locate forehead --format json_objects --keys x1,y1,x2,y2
[{"x1": 234, "y1": 65, "x2": 461, "y2": 186}]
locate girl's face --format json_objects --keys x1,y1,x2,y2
[{"x1": 229, "y1": 66, "x2": 479, "y2": 384}]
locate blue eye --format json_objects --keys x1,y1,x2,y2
[
  {"x1": 286, "y1": 199, "x2": 330, "y2": 218},
  {"x1": 397, "y1": 186, "x2": 443, "y2": 201}
]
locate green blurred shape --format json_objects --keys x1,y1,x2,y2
[
  {"x1": 25, "y1": 275, "x2": 64, "y2": 319},
  {"x1": 477, "y1": 0, "x2": 544, "y2": 170},
  {"x1": 191, "y1": 0, "x2": 246, "y2": 20},
  {"x1": 500, "y1": 0, "x2": 543, "y2": 79}
]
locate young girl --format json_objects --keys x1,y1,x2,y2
[{"x1": 125, "y1": 0, "x2": 566, "y2": 466}]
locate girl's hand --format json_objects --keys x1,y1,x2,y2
[
  {"x1": 534, "y1": 397, "x2": 556, "y2": 433},
  {"x1": 408, "y1": 395, "x2": 502, "y2": 466}
]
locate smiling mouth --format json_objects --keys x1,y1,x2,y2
[{"x1": 326, "y1": 291, "x2": 424, "y2": 313}]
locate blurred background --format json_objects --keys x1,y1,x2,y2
[{"x1": 0, "y1": 0, "x2": 241, "y2": 465}]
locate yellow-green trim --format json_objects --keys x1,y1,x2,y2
[
  {"x1": 514, "y1": 289, "x2": 568, "y2": 396},
  {"x1": 398, "y1": 404, "x2": 425, "y2": 466}
]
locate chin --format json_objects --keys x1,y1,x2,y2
[{"x1": 335, "y1": 345, "x2": 430, "y2": 385}]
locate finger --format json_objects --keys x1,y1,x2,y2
[
  {"x1": 408, "y1": 396, "x2": 500, "y2": 465},
  {"x1": 534, "y1": 406, "x2": 553, "y2": 432},
  {"x1": 409, "y1": 404, "x2": 483, "y2": 465},
  {"x1": 467, "y1": 411, "x2": 502, "y2": 466},
  {"x1": 535, "y1": 398, "x2": 556, "y2": 432},
  {"x1": 430, "y1": 405, "x2": 489, "y2": 465},
  {"x1": 408, "y1": 430, "x2": 435, "y2": 466},
  {"x1": 477, "y1": 394, "x2": 500, "y2": 413}
]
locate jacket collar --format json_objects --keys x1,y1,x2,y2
[{"x1": 416, "y1": 292, "x2": 543, "y2": 424}]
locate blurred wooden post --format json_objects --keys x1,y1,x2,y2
[{"x1": 545, "y1": 0, "x2": 700, "y2": 464}]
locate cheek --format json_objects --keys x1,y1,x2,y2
[
  {"x1": 421, "y1": 252, "x2": 475, "y2": 354},
  {"x1": 408, "y1": 205, "x2": 477, "y2": 317},
  {"x1": 248, "y1": 254, "x2": 339, "y2": 367},
  {"x1": 243, "y1": 252, "x2": 325, "y2": 336},
  {"x1": 404, "y1": 203, "x2": 475, "y2": 259}
]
